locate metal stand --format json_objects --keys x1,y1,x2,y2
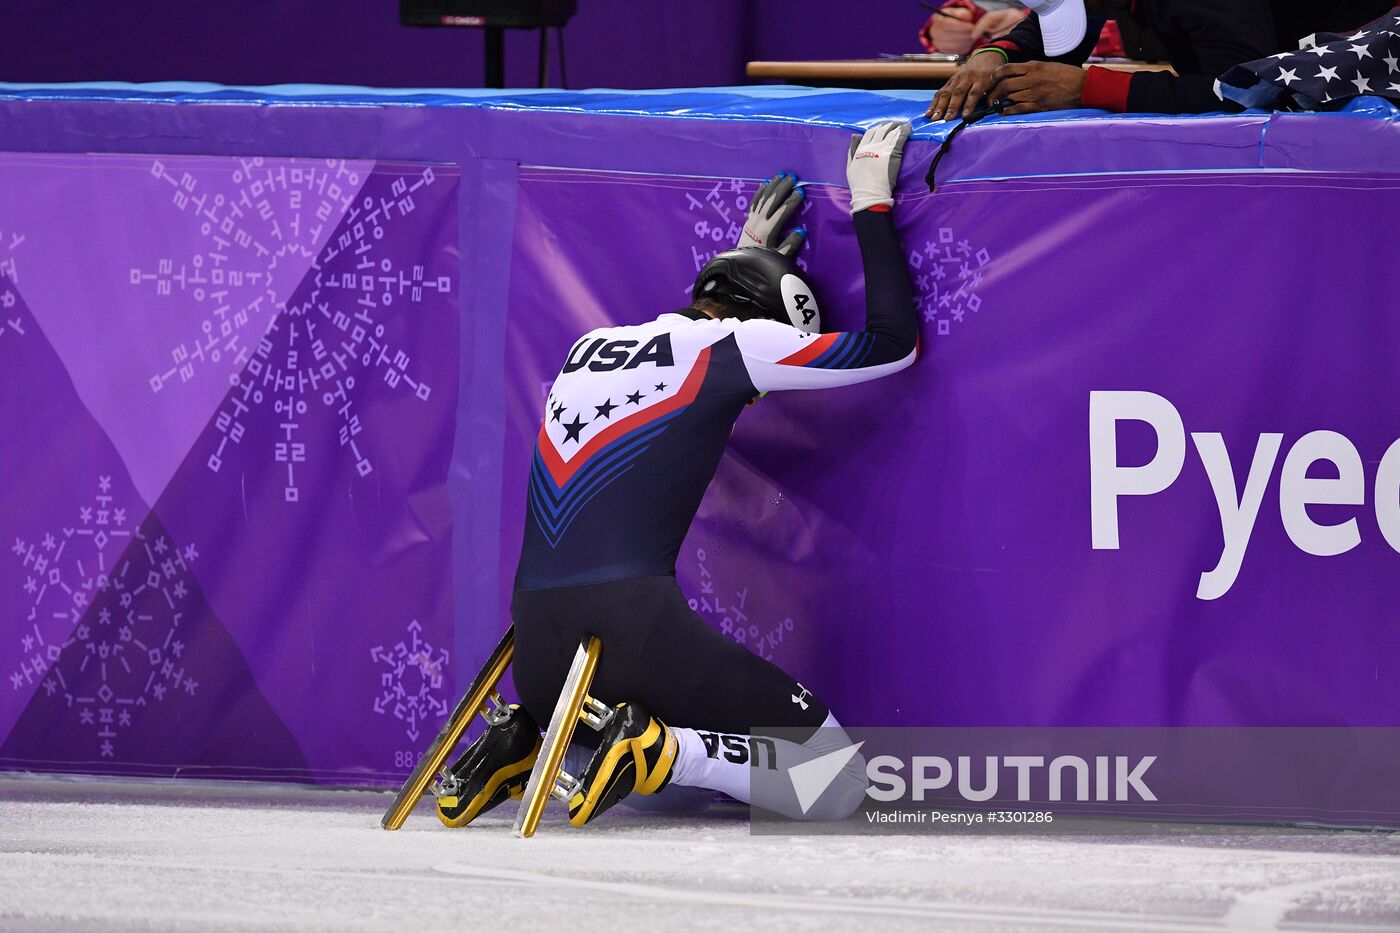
[
  {"x1": 537, "y1": 24, "x2": 549, "y2": 87},
  {"x1": 484, "y1": 25, "x2": 505, "y2": 88},
  {"x1": 556, "y1": 25, "x2": 567, "y2": 88},
  {"x1": 536, "y1": 24, "x2": 566, "y2": 87}
]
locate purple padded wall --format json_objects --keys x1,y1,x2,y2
[{"x1": 0, "y1": 86, "x2": 1397, "y2": 824}]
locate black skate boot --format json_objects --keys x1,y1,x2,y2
[
  {"x1": 567, "y1": 702, "x2": 676, "y2": 827},
  {"x1": 435, "y1": 704, "x2": 541, "y2": 828}
]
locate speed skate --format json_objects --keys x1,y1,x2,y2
[{"x1": 384, "y1": 630, "x2": 645, "y2": 838}]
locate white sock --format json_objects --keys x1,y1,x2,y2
[
  {"x1": 668, "y1": 713, "x2": 866, "y2": 820},
  {"x1": 670, "y1": 726, "x2": 753, "y2": 800}
]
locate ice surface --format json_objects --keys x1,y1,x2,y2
[{"x1": 1, "y1": 775, "x2": 1398, "y2": 932}]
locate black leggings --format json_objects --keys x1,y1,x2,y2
[{"x1": 510, "y1": 576, "x2": 830, "y2": 741}]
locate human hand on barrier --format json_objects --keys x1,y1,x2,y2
[
  {"x1": 926, "y1": 50, "x2": 1002, "y2": 121},
  {"x1": 739, "y1": 172, "x2": 806, "y2": 250},
  {"x1": 775, "y1": 226, "x2": 808, "y2": 258},
  {"x1": 989, "y1": 61, "x2": 1086, "y2": 115},
  {"x1": 846, "y1": 121, "x2": 912, "y2": 214}
]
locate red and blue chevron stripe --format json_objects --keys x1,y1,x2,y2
[
  {"x1": 529, "y1": 346, "x2": 711, "y2": 548},
  {"x1": 776, "y1": 332, "x2": 875, "y2": 370},
  {"x1": 529, "y1": 414, "x2": 681, "y2": 548}
]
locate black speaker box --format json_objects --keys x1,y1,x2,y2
[{"x1": 400, "y1": 0, "x2": 577, "y2": 28}]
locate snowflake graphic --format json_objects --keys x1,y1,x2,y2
[
  {"x1": 909, "y1": 226, "x2": 994, "y2": 337},
  {"x1": 9, "y1": 477, "x2": 200, "y2": 759},
  {"x1": 136, "y1": 158, "x2": 364, "y2": 393},
  {"x1": 133, "y1": 158, "x2": 450, "y2": 502},
  {"x1": 682, "y1": 178, "x2": 813, "y2": 298},
  {"x1": 370, "y1": 619, "x2": 451, "y2": 743},
  {"x1": 686, "y1": 546, "x2": 795, "y2": 662}
]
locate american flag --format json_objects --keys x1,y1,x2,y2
[{"x1": 1216, "y1": 9, "x2": 1400, "y2": 110}]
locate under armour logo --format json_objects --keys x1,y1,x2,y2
[{"x1": 791, "y1": 684, "x2": 812, "y2": 710}]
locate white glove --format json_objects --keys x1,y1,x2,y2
[
  {"x1": 739, "y1": 172, "x2": 805, "y2": 249},
  {"x1": 845, "y1": 121, "x2": 912, "y2": 214}
]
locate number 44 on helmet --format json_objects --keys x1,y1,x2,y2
[{"x1": 694, "y1": 241, "x2": 822, "y2": 335}]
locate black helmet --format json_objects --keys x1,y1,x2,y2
[{"x1": 693, "y1": 247, "x2": 822, "y2": 334}]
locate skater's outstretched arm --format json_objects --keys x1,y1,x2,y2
[{"x1": 735, "y1": 121, "x2": 919, "y2": 393}]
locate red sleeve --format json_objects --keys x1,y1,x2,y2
[{"x1": 1082, "y1": 66, "x2": 1133, "y2": 112}]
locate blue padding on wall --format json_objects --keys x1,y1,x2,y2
[{"x1": 1, "y1": 80, "x2": 1395, "y2": 139}]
